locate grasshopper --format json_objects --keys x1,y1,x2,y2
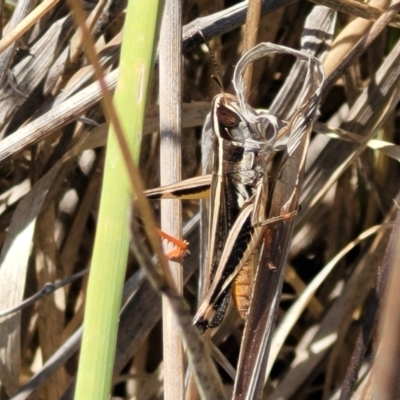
[{"x1": 147, "y1": 43, "x2": 324, "y2": 332}]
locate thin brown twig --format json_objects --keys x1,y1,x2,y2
[{"x1": 242, "y1": 0, "x2": 262, "y2": 100}]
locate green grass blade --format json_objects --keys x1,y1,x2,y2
[{"x1": 74, "y1": 1, "x2": 163, "y2": 399}]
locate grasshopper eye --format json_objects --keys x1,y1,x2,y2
[{"x1": 216, "y1": 103, "x2": 241, "y2": 128}]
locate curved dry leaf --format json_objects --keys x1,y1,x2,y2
[{"x1": 232, "y1": 40, "x2": 325, "y2": 399}]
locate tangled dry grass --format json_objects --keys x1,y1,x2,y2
[{"x1": 0, "y1": 0, "x2": 399, "y2": 399}]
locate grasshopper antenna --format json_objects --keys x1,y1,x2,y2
[{"x1": 199, "y1": 31, "x2": 224, "y2": 93}]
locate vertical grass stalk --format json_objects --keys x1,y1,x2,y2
[
  {"x1": 74, "y1": 1, "x2": 163, "y2": 399},
  {"x1": 159, "y1": 0, "x2": 184, "y2": 398}
]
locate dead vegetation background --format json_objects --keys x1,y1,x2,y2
[{"x1": 0, "y1": 0, "x2": 399, "y2": 399}]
